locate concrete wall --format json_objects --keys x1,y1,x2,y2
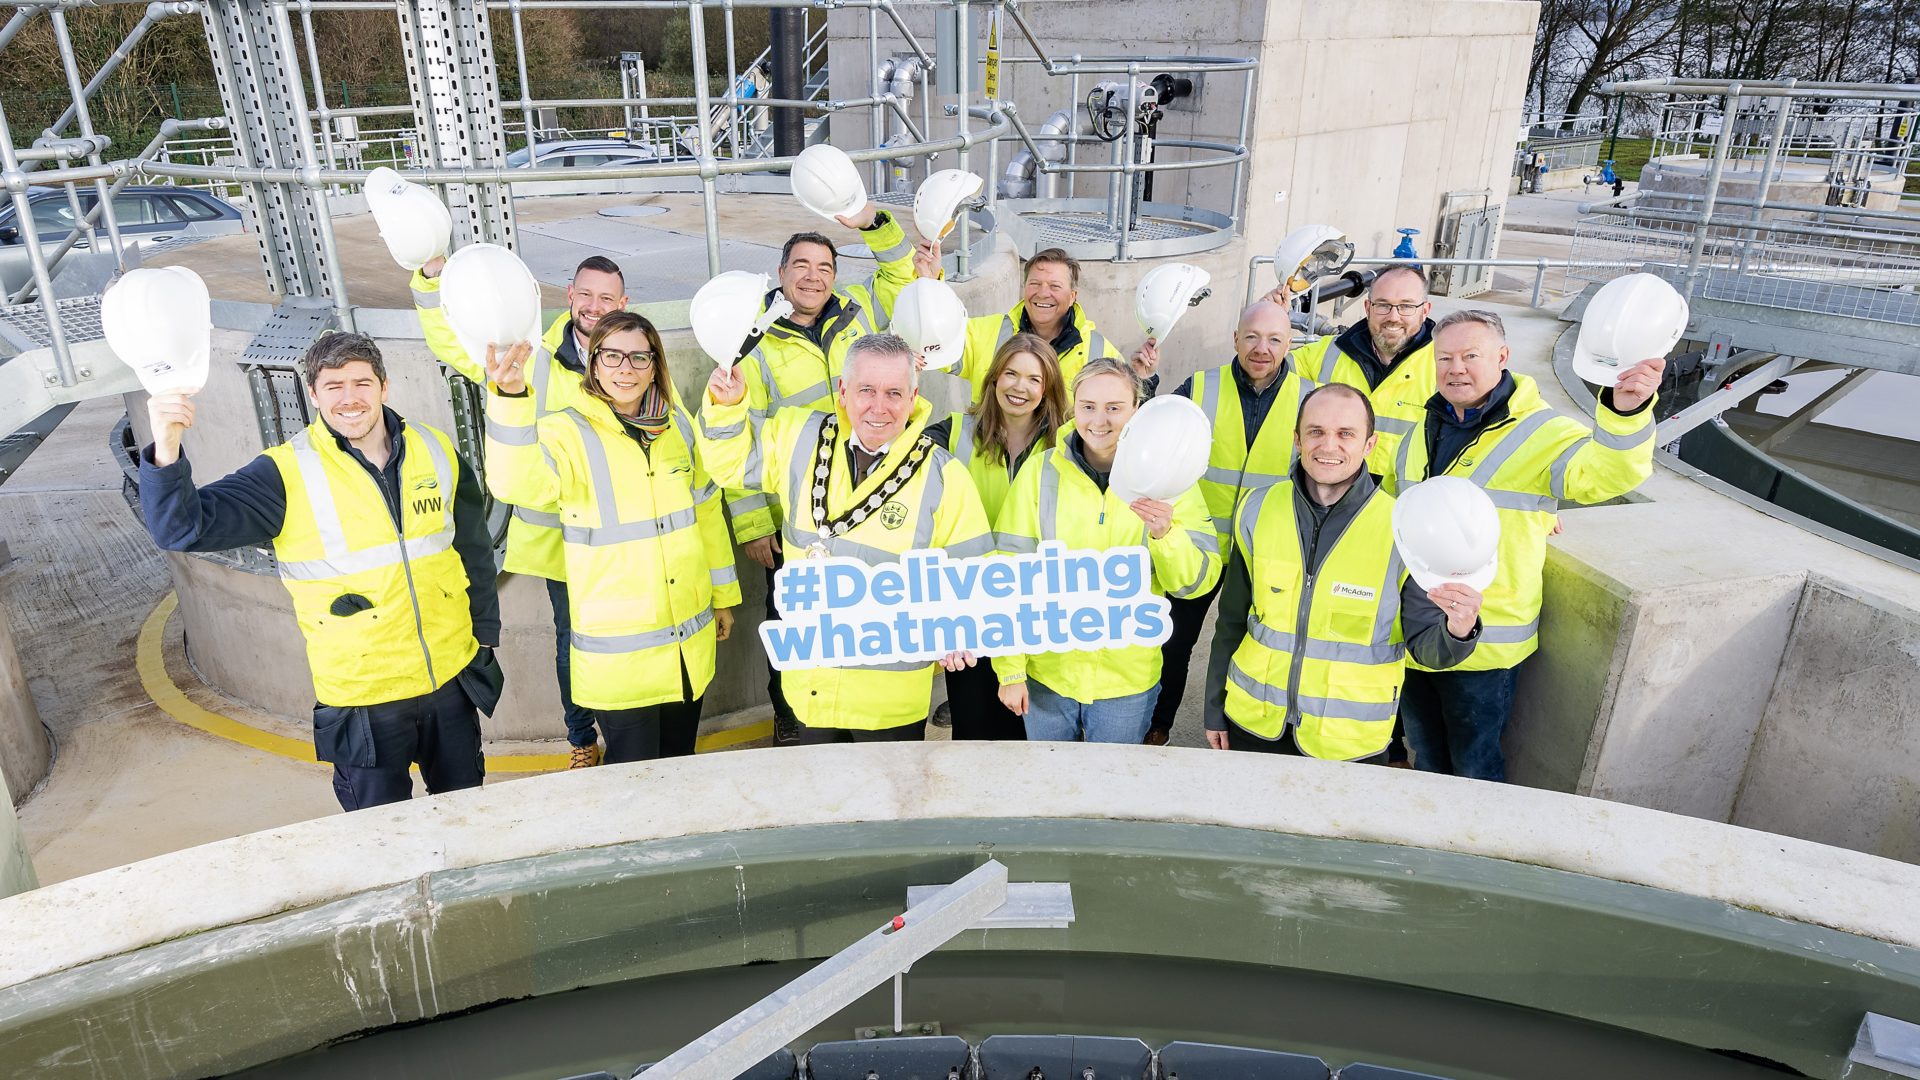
[{"x1": 0, "y1": 598, "x2": 49, "y2": 812}]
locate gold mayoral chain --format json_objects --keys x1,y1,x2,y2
[{"x1": 806, "y1": 413, "x2": 932, "y2": 559}]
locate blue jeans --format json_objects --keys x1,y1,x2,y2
[
  {"x1": 547, "y1": 577, "x2": 598, "y2": 748},
  {"x1": 1024, "y1": 680, "x2": 1160, "y2": 744},
  {"x1": 1401, "y1": 666, "x2": 1519, "y2": 781}
]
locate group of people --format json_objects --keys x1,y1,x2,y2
[{"x1": 137, "y1": 195, "x2": 1664, "y2": 811}]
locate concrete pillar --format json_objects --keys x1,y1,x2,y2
[{"x1": 0, "y1": 598, "x2": 45, "y2": 897}]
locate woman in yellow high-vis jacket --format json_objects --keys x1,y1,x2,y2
[
  {"x1": 484, "y1": 312, "x2": 742, "y2": 765},
  {"x1": 932, "y1": 332, "x2": 1070, "y2": 740},
  {"x1": 994, "y1": 358, "x2": 1222, "y2": 743}
]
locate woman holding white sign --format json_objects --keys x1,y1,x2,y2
[
  {"x1": 484, "y1": 312, "x2": 742, "y2": 765},
  {"x1": 931, "y1": 332, "x2": 1070, "y2": 741},
  {"x1": 994, "y1": 358, "x2": 1222, "y2": 743}
]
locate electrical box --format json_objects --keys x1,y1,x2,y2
[{"x1": 933, "y1": 7, "x2": 976, "y2": 96}]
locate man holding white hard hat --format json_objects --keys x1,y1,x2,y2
[
  {"x1": 1204, "y1": 384, "x2": 1481, "y2": 761},
  {"x1": 1387, "y1": 307, "x2": 1663, "y2": 780},
  {"x1": 139, "y1": 333, "x2": 501, "y2": 810}
]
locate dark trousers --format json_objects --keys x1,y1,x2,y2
[
  {"x1": 597, "y1": 662, "x2": 703, "y2": 764},
  {"x1": 324, "y1": 677, "x2": 485, "y2": 812},
  {"x1": 546, "y1": 577, "x2": 598, "y2": 749},
  {"x1": 943, "y1": 658, "x2": 1026, "y2": 741},
  {"x1": 794, "y1": 718, "x2": 927, "y2": 744},
  {"x1": 1150, "y1": 577, "x2": 1224, "y2": 735},
  {"x1": 1401, "y1": 666, "x2": 1519, "y2": 781},
  {"x1": 763, "y1": 555, "x2": 800, "y2": 728},
  {"x1": 1224, "y1": 721, "x2": 1388, "y2": 765}
]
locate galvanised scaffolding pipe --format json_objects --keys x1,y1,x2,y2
[
  {"x1": 48, "y1": 9, "x2": 127, "y2": 264},
  {"x1": 0, "y1": 99, "x2": 78, "y2": 386},
  {"x1": 40, "y1": 2, "x2": 197, "y2": 151},
  {"x1": 270, "y1": 0, "x2": 354, "y2": 327},
  {"x1": 1684, "y1": 82, "x2": 1742, "y2": 296},
  {"x1": 688, "y1": 0, "x2": 722, "y2": 276},
  {"x1": 508, "y1": 0, "x2": 539, "y2": 166}
]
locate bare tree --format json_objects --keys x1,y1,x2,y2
[{"x1": 1561, "y1": 0, "x2": 1684, "y2": 118}]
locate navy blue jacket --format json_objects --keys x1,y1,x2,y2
[{"x1": 139, "y1": 407, "x2": 501, "y2": 646}]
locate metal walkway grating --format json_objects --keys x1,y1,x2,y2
[
  {"x1": 0, "y1": 295, "x2": 106, "y2": 352},
  {"x1": 1014, "y1": 210, "x2": 1217, "y2": 247}
]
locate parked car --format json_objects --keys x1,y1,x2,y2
[
  {"x1": 505, "y1": 139, "x2": 662, "y2": 170},
  {"x1": 0, "y1": 186, "x2": 243, "y2": 250}
]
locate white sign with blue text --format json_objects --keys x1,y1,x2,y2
[{"x1": 760, "y1": 542, "x2": 1171, "y2": 670}]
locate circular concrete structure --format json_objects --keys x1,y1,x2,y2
[{"x1": 1, "y1": 746, "x2": 1917, "y2": 1079}]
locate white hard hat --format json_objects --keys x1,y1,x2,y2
[
  {"x1": 791, "y1": 144, "x2": 867, "y2": 222},
  {"x1": 1391, "y1": 475, "x2": 1501, "y2": 593},
  {"x1": 101, "y1": 266, "x2": 212, "y2": 395},
  {"x1": 364, "y1": 166, "x2": 452, "y2": 271},
  {"x1": 439, "y1": 243, "x2": 544, "y2": 366},
  {"x1": 913, "y1": 169, "x2": 984, "y2": 243},
  {"x1": 690, "y1": 270, "x2": 793, "y2": 366},
  {"x1": 1573, "y1": 272, "x2": 1689, "y2": 387},
  {"x1": 890, "y1": 278, "x2": 969, "y2": 370},
  {"x1": 1273, "y1": 224, "x2": 1351, "y2": 293},
  {"x1": 1135, "y1": 262, "x2": 1212, "y2": 341},
  {"x1": 1110, "y1": 394, "x2": 1212, "y2": 504}
]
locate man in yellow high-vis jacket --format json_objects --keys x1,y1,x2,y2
[
  {"x1": 139, "y1": 333, "x2": 502, "y2": 810},
  {"x1": 723, "y1": 204, "x2": 928, "y2": 743},
  {"x1": 413, "y1": 253, "x2": 627, "y2": 767},
  {"x1": 1387, "y1": 309, "x2": 1663, "y2": 781},
  {"x1": 951, "y1": 248, "x2": 1135, "y2": 402},
  {"x1": 1289, "y1": 265, "x2": 1438, "y2": 475},
  {"x1": 1204, "y1": 384, "x2": 1481, "y2": 761},
  {"x1": 700, "y1": 333, "x2": 994, "y2": 741}
]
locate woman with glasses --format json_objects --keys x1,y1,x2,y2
[
  {"x1": 993, "y1": 358, "x2": 1221, "y2": 743},
  {"x1": 483, "y1": 311, "x2": 740, "y2": 765},
  {"x1": 930, "y1": 332, "x2": 1070, "y2": 740}
]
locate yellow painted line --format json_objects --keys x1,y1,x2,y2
[{"x1": 137, "y1": 592, "x2": 772, "y2": 771}]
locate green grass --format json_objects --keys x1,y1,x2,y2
[{"x1": 1596, "y1": 136, "x2": 1655, "y2": 182}]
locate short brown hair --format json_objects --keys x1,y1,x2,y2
[
  {"x1": 1297, "y1": 381, "x2": 1375, "y2": 437},
  {"x1": 582, "y1": 311, "x2": 671, "y2": 409},
  {"x1": 302, "y1": 332, "x2": 386, "y2": 389},
  {"x1": 1023, "y1": 247, "x2": 1080, "y2": 289}
]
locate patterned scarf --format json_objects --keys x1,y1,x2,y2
[{"x1": 615, "y1": 383, "x2": 673, "y2": 448}]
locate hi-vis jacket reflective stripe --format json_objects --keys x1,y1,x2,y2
[
  {"x1": 1387, "y1": 374, "x2": 1656, "y2": 671},
  {"x1": 265, "y1": 420, "x2": 478, "y2": 708},
  {"x1": 993, "y1": 445, "x2": 1220, "y2": 702},
  {"x1": 413, "y1": 267, "x2": 580, "y2": 580},
  {"x1": 1188, "y1": 361, "x2": 1317, "y2": 543},
  {"x1": 726, "y1": 213, "x2": 918, "y2": 546},
  {"x1": 1222, "y1": 481, "x2": 1407, "y2": 760},
  {"x1": 484, "y1": 389, "x2": 741, "y2": 711},
  {"x1": 1292, "y1": 333, "x2": 1434, "y2": 476},
  {"x1": 935, "y1": 411, "x2": 1064, "y2": 525},
  {"x1": 954, "y1": 302, "x2": 1122, "y2": 403},
  {"x1": 697, "y1": 393, "x2": 994, "y2": 731}
]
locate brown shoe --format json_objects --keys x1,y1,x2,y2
[
  {"x1": 1142, "y1": 727, "x2": 1170, "y2": 747},
  {"x1": 569, "y1": 743, "x2": 602, "y2": 769}
]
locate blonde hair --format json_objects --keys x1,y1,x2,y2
[{"x1": 1072, "y1": 355, "x2": 1144, "y2": 405}]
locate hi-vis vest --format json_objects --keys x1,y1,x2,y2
[
  {"x1": 994, "y1": 445, "x2": 1220, "y2": 702},
  {"x1": 414, "y1": 267, "x2": 581, "y2": 580},
  {"x1": 728, "y1": 213, "x2": 918, "y2": 545},
  {"x1": 265, "y1": 420, "x2": 477, "y2": 708},
  {"x1": 695, "y1": 393, "x2": 995, "y2": 731},
  {"x1": 937, "y1": 411, "x2": 1064, "y2": 525},
  {"x1": 1222, "y1": 481, "x2": 1406, "y2": 760},
  {"x1": 1189, "y1": 361, "x2": 1317, "y2": 542},
  {"x1": 1388, "y1": 374, "x2": 1657, "y2": 672},
  {"x1": 955, "y1": 302, "x2": 1122, "y2": 404},
  {"x1": 484, "y1": 391, "x2": 743, "y2": 712},
  {"x1": 1292, "y1": 334, "x2": 1434, "y2": 476}
]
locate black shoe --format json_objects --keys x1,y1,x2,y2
[
  {"x1": 931, "y1": 701, "x2": 953, "y2": 728},
  {"x1": 774, "y1": 714, "x2": 802, "y2": 745},
  {"x1": 1142, "y1": 727, "x2": 1170, "y2": 747}
]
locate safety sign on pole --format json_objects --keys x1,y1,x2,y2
[{"x1": 984, "y1": 10, "x2": 1000, "y2": 100}]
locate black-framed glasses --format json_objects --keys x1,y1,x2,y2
[
  {"x1": 1366, "y1": 301, "x2": 1428, "y2": 316},
  {"x1": 595, "y1": 348, "x2": 655, "y2": 370}
]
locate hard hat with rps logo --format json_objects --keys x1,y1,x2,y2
[
  {"x1": 913, "y1": 169, "x2": 984, "y2": 243},
  {"x1": 1573, "y1": 271, "x2": 1689, "y2": 387},
  {"x1": 790, "y1": 144, "x2": 867, "y2": 222},
  {"x1": 101, "y1": 266, "x2": 212, "y2": 395},
  {"x1": 890, "y1": 278, "x2": 968, "y2": 370},
  {"x1": 1135, "y1": 262, "x2": 1213, "y2": 341},
  {"x1": 1391, "y1": 475, "x2": 1501, "y2": 593},
  {"x1": 1110, "y1": 395, "x2": 1212, "y2": 504},
  {"x1": 690, "y1": 271, "x2": 793, "y2": 366},
  {"x1": 364, "y1": 166, "x2": 452, "y2": 271},
  {"x1": 439, "y1": 244, "x2": 545, "y2": 366},
  {"x1": 1272, "y1": 224, "x2": 1352, "y2": 293}
]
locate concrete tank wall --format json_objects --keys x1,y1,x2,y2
[{"x1": 0, "y1": 598, "x2": 49, "y2": 814}]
